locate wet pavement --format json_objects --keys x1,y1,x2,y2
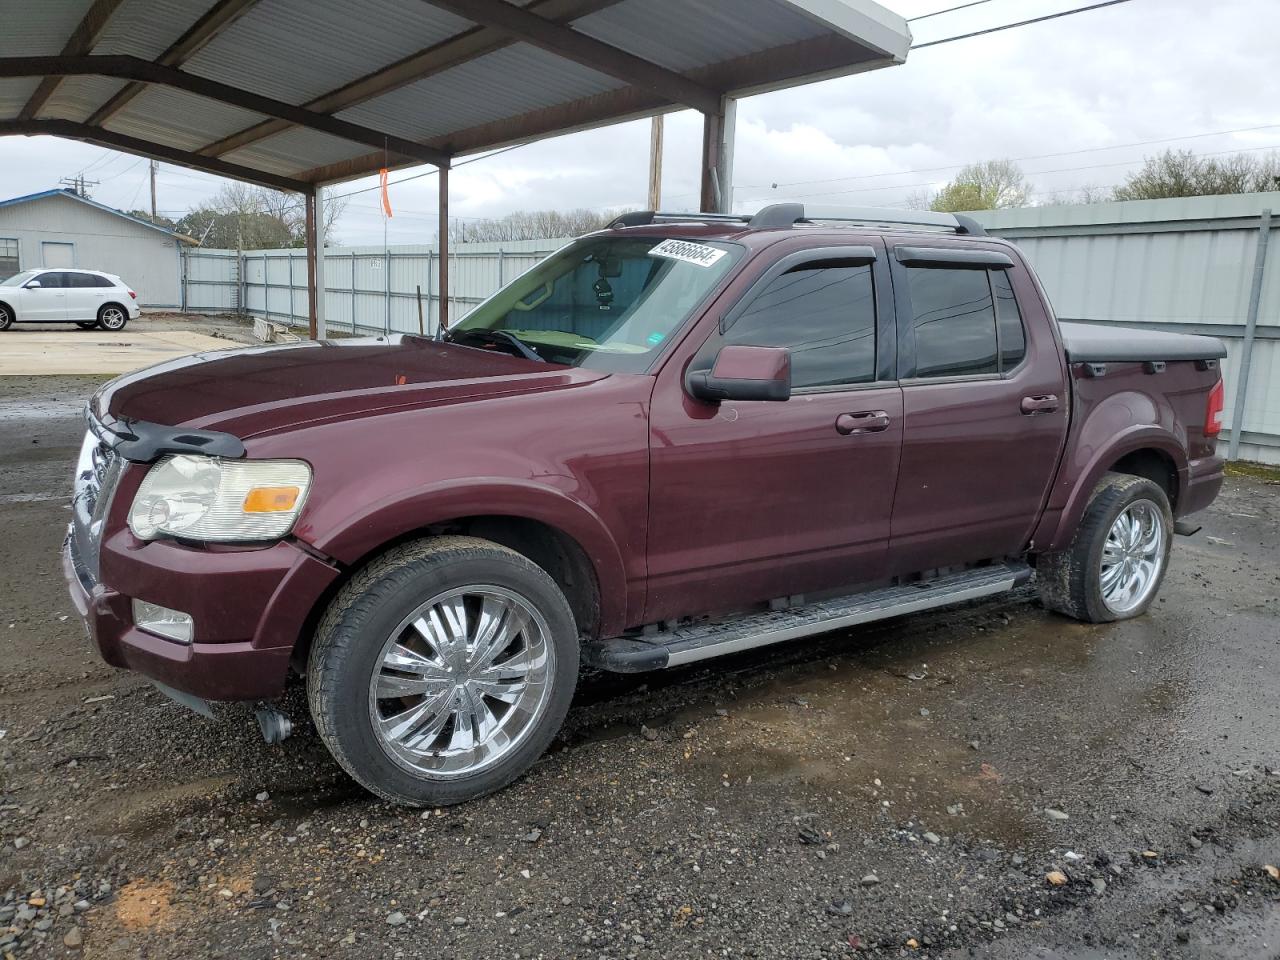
[{"x1": 0, "y1": 371, "x2": 1277, "y2": 959}]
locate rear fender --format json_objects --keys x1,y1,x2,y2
[
  {"x1": 1035, "y1": 421, "x2": 1187, "y2": 553},
  {"x1": 308, "y1": 478, "x2": 632, "y2": 637}
]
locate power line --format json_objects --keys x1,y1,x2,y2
[
  {"x1": 908, "y1": 0, "x2": 997, "y2": 22},
  {"x1": 327, "y1": 143, "x2": 528, "y2": 202},
  {"x1": 720, "y1": 121, "x2": 1280, "y2": 197},
  {"x1": 736, "y1": 141, "x2": 1280, "y2": 206},
  {"x1": 911, "y1": 0, "x2": 1139, "y2": 49}
]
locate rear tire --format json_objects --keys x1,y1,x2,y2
[
  {"x1": 1036, "y1": 473, "x2": 1173, "y2": 623},
  {"x1": 307, "y1": 536, "x2": 579, "y2": 807},
  {"x1": 98, "y1": 304, "x2": 128, "y2": 331},
  {"x1": 75, "y1": 320, "x2": 99, "y2": 330}
]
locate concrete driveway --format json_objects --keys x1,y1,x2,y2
[{"x1": 0, "y1": 328, "x2": 235, "y2": 376}]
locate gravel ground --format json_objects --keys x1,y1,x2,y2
[{"x1": 0, "y1": 363, "x2": 1278, "y2": 959}]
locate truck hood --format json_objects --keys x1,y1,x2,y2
[{"x1": 93, "y1": 334, "x2": 605, "y2": 437}]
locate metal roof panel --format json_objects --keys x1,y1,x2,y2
[
  {"x1": 222, "y1": 127, "x2": 373, "y2": 177},
  {"x1": 181, "y1": 0, "x2": 475, "y2": 107},
  {"x1": 336, "y1": 42, "x2": 626, "y2": 145},
  {"x1": 104, "y1": 85, "x2": 267, "y2": 152}
]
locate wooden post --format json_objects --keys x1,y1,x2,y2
[
  {"x1": 416, "y1": 284, "x2": 424, "y2": 336},
  {"x1": 304, "y1": 189, "x2": 318, "y2": 340},
  {"x1": 438, "y1": 164, "x2": 450, "y2": 330},
  {"x1": 647, "y1": 114, "x2": 663, "y2": 210}
]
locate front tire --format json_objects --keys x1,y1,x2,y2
[
  {"x1": 98, "y1": 304, "x2": 128, "y2": 331},
  {"x1": 0, "y1": 304, "x2": 12, "y2": 331},
  {"x1": 1037, "y1": 473, "x2": 1173, "y2": 623},
  {"x1": 307, "y1": 536, "x2": 579, "y2": 806}
]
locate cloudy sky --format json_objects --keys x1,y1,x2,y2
[{"x1": 2, "y1": 0, "x2": 1278, "y2": 245}]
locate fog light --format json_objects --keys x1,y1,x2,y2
[{"x1": 132, "y1": 599, "x2": 194, "y2": 644}]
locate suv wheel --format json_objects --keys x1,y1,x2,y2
[
  {"x1": 0, "y1": 304, "x2": 12, "y2": 331},
  {"x1": 98, "y1": 304, "x2": 128, "y2": 331},
  {"x1": 1037, "y1": 473, "x2": 1173, "y2": 623},
  {"x1": 308, "y1": 536, "x2": 579, "y2": 806}
]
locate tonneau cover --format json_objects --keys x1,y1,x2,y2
[{"x1": 1058, "y1": 321, "x2": 1227, "y2": 363}]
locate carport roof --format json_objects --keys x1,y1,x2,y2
[{"x1": 0, "y1": 0, "x2": 910, "y2": 192}]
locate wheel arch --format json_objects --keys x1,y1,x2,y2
[
  {"x1": 293, "y1": 481, "x2": 629, "y2": 669},
  {"x1": 1038, "y1": 426, "x2": 1187, "y2": 553}
]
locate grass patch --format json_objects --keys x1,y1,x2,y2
[{"x1": 1225, "y1": 460, "x2": 1280, "y2": 482}]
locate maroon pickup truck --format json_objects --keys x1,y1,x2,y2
[{"x1": 64, "y1": 203, "x2": 1227, "y2": 806}]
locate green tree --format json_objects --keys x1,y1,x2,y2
[
  {"x1": 1112, "y1": 149, "x2": 1280, "y2": 200},
  {"x1": 176, "y1": 183, "x2": 346, "y2": 248},
  {"x1": 912, "y1": 160, "x2": 1031, "y2": 212}
]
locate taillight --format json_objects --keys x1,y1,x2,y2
[
  {"x1": 1204, "y1": 378, "x2": 1225, "y2": 437},
  {"x1": 128, "y1": 290, "x2": 137, "y2": 300}
]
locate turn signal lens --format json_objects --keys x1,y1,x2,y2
[{"x1": 243, "y1": 486, "x2": 301, "y2": 513}]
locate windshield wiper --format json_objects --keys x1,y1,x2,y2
[{"x1": 448, "y1": 328, "x2": 545, "y2": 363}]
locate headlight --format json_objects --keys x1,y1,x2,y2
[{"x1": 128, "y1": 455, "x2": 312, "y2": 542}]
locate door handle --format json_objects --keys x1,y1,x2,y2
[
  {"x1": 835, "y1": 411, "x2": 890, "y2": 435},
  {"x1": 1020, "y1": 394, "x2": 1059, "y2": 415}
]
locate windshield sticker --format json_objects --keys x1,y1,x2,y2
[{"x1": 648, "y1": 238, "x2": 727, "y2": 268}]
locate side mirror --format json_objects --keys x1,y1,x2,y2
[
  {"x1": 24, "y1": 280, "x2": 41, "y2": 288},
  {"x1": 687, "y1": 344, "x2": 791, "y2": 403}
]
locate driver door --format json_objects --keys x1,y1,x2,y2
[{"x1": 645, "y1": 242, "x2": 904, "y2": 623}]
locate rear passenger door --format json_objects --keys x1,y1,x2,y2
[
  {"x1": 64, "y1": 272, "x2": 108, "y2": 321},
  {"x1": 886, "y1": 243, "x2": 1068, "y2": 574}
]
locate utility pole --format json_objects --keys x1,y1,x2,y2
[
  {"x1": 58, "y1": 174, "x2": 99, "y2": 198},
  {"x1": 149, "y1": 160, "x2": 158, "y2": 219},
  {"x1": 647, "y1": 115, "x2": 663, "y2": 211}
]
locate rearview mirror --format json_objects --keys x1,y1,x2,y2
[
  {"x1": 24, "y1": 280, "x2": 41, "y2": 288},
  {"x1": 687, "y1": 344, "x2": 791, "y2": 403}
]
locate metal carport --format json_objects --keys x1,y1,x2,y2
[{"x1": 0, "y1": 0, "x2": 911, "y2": 337}]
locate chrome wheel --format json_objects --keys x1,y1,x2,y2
[
  {"x1": 368, "y1": 585, "x2": 554, "y2": 779},
  {"x1": 100, "y1": 307, "x2": 126, "y2": 330},
  {"x1": 1098, "y1": 498, "x2": 1166, "y2": 615}
]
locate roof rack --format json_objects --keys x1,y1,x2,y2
[
  {"x1": 609, "y1": 204, "x2": 985, "y2": 236},
  {"x1": 749, "y1": 202, "x2": 986, "y2": 236}
]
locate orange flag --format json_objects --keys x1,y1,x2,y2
[{"x1": 379, "y1": 168, "x2": 393, "y2": 218}]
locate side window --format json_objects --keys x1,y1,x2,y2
[
  {"x1": 720, "y1": 259, "x2": 876, "y2": 389},
  {"x1": 991, "y1": 270, "x2": 1026, "y2": 369},
  {"x1": 0, "y1": 239, "x2": 18, "y2": 280},
  {"x1": 33, "y1": 272, "x2": 63, "y2": 288},
  {"x1": 94, "y1": 275, "x2": 116, "y2": 288},
  {"x1": 903, "y1": 266, "x2": 998, "y2": 378},
  {"x1": 68, "y1": 273, "x2": 95, "y2": 288}
]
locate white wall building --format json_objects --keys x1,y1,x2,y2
[{"x1": 0, "y1": 189, "x2": 194, "y2": 307}]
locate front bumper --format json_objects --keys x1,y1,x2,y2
[{"x1": 64, "y1": 526, "x2": 337, "y2": 702}]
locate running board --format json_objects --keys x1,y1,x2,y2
[{"x1": 583, "y1": 562, "x2": 1032, "y2": 673}]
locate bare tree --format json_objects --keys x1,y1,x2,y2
[
  {"x1": 447, "y1": 208, "x2": 632, "y2": 243},
  {"x1": 911, "y1": 160, "x2": 1032, "y2": 213},
  {"x1": 178, "y1": 183, "x2": 347, "y2": 248},
  {"x1": 1112, "y1": 149, "x2": 1280, "y2": 200}
]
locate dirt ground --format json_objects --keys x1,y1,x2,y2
[{"x1": 1, "y1": 360, "x2": 1278, "y2": 958}]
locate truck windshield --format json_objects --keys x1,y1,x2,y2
[{"x1": 444, "y1": 236, "x2": 740, "y2": 371}]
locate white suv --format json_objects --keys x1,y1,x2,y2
[{"x1": 0, "y1": 269, "x2": 140, "y2": 331}]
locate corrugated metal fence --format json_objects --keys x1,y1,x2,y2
[
  {"x1": 181, "y1": 193, "x2": 1280, "y2": 464},
  {"x1": 182, "y1": 238, "x2": 569, "y2": 335},
  {"x1": 972, "y1": 193, "x2": 1280, "y2": 465}
]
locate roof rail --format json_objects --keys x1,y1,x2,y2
[
  {"x1": 608, "y1": 210, "x2": 749, "y2": 228},
  {"x1": 748, "y1": 202, "x2": 987, "y2": 236},
  {"x1": 607, "y1": 204, "x2": 987, "y2": 236}
]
